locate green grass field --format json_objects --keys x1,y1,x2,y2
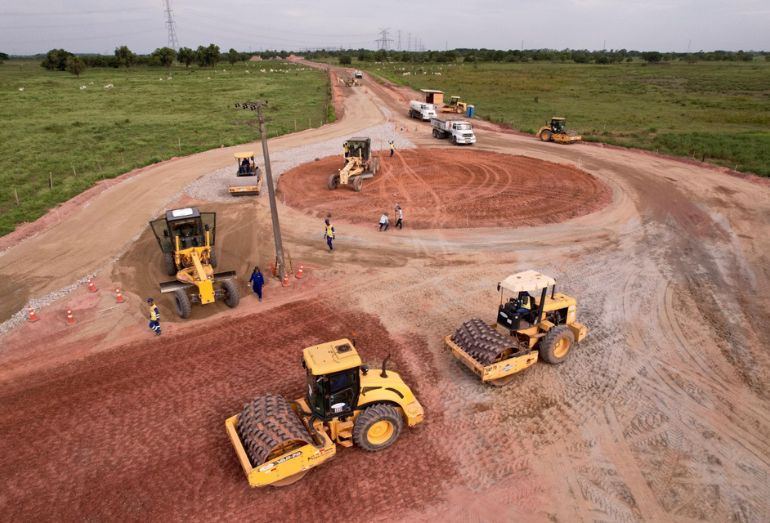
[
  {"x1": 363, "y1": 61, "x2": 770, "y2": 176},
  {"x1": 0, "y1": 61, "x2": 332, "y2": 236}
]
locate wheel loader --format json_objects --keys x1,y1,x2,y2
[
  {"x1": 228, "y1": 151, "x2": 263, "y2": 197},
  {"x1": 328, "y1": 137, "x2": 380, "y2": 192},
  {"x1": 149, "y1": 207, "x2": 239, "y2": 318},
  {"x1": 537, "y1": 117, "x2": 582, "y2": 144},
  {"x1": 225, "y1": 339, "x2": 424, "y2": 487},
  {"x1": 445, "y1": 270, "x2": 588, "y2": 386},
  {"x1": 441, "y1": 95, "x2": 467, "y2": 114}
]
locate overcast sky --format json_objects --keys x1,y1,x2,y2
[{"x1": 1, "y1": 0, "x2": 768, "y2": 55}]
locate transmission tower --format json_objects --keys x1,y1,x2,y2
[
  {"x1": 375, "y1": 28, "x2": 394, "y2": 51},
  {"x1": 163, "y1": 0, "x2": 179, "y2": 50},
  {"x1": 397, "y1": 30, "x2": 402, "y2": 51}
]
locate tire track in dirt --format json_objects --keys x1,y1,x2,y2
[
  {"x1": 0, "y1": 300, "x2": 458, "y2": 523},
  {"x1": 278, "y1": 149, "x2": 612, "y2": 230}
]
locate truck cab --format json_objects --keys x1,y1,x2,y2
[
  {"x1": 431, "y1": 118, "x2": 477, "y2": 145},
  {"x1": 408, "y1": 100, "x2": 437, "y2": 121}
]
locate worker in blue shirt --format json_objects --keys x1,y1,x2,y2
[{"x1": 249, "y1": 266, "x2": 265, "y2": 301}]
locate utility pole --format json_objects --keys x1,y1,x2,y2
[
  {"x1": 234, "y1": 100, "x2": 287, "y2": 280},
  {"x1": 397, "y1": 30, "x2": 402, "y2": 51},
  {"x1": 407, "y1": 32, "x2": 411, "y2": 52}
]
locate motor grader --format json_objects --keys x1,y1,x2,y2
[
  {"x1": 328, "y1": 137, "x2": 380, "y2": 192},
  {"x1": 537, "y1": 117, "x2": 582, "y2": 144},
  {"x1": 149, "y1": 207, "x2": 239, "y2": 318},
  {"x1": 228, "y1": 151, "x2": 262, "y2": 197},
  {"x1": 445, "y1": 270, "x2": 588, "y2": 386},
  {"x1": 225, "y1": 339, "x2": 424, "y2": 487},
  {"x1": 441, "y1": 95, "x2": 467, "y2": 114}
]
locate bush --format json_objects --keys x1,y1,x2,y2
[
  {"x1": 641, "y1": 51, "x2": 663, "y2": 63},
  {"x1": 195, "y1": 44, "x2": 220, "y2": 67},
  {"x1": 227, "y1": 48, "x2": 240, "y2": 65},
  {"x1": 338, "y1": 55, "x2": 352, "y2": 65},
  {"x1": 114, "y1": 45, "x2": 136, "y2": 67},
  {"x1": 150, "y1": 47, "x2": 176, "y2": 67},
  {"x1": 42, "y1": 49, "x2": 74, "y2": 71},
  {"x1": 0, "y1": 52, "x2": 8, "y2": 64},
  {"x1": 66, "y1": 56, "x2": 86, "y2": 77},
  {"x1": 177, "y1": 47, "x2": 194, "y2": 68}
]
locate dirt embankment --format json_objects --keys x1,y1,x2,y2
[
  {"x1": 278, "y1": 149, "x2": 611, "y2": 229},
  {"x1": 0, "y1": 299, "x2": 455, "y2": 522}
]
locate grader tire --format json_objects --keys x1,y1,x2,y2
[
  {"x1": 328, "y1": 174, "x2": 340, "y2": 190},
  {"x1": 236, "y1": 394, "x2": 313, "y2": 469},
  {"x1": 353, "y1": 404, "x2": 403, "y2": 452},
  {"x1": 539, "y1": 129, "x2": 552, "y2": 142},
  {"x1": 173, "y1": 289, "x2": 191, "y2": 319},
  {"x1": 163, "y1": 252, "x2": 176, "y2": 276},
  {"x1": 539, "y1": 325, "x2": 575, "y2": 364},
  {"x1": 352, "y1": 176, "x2": 363, "y2": 192},
  {"x1": 222, "y1": 279, "x2": 239, "y2": 308}
]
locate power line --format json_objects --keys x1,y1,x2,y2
[
  {"x1": 375, "y1": 28, "x2": 393, "y2": 51},
  {"x1": 163, "y1": 0, "x2": 179, "y2": 50}
]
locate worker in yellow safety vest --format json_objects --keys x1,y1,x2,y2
[
  {"x1": 147, "y1": 297, "x2": 161, "y2": 336},
  {"x1": 324, "y1": 218, "x2": 335, "y2": 251}
]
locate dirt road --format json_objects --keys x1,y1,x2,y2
[{"x1": 1, "y1": 64, "x2": 769, "y2": 522}]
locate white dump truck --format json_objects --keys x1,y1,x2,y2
[
  {"x1": 408, "y1": 100, "x2": 437, "y2": 121},
  {"x1": 431, "y1": 118, "x2": 477, "y2": 145}
]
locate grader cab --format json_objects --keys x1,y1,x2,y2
[
  {"x1": 225, "y1": 339, "x2": 424, "y2": 487},
  {"x1": 149, "y1": 207, "x2": 239, "y2": 318},
  {"x1": 328, "y1": 137, "x2": 380, "y2": 192},
  {"x1": 445, "y1": 270, "x2": 588, "y2": 386}
]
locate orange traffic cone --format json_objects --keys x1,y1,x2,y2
[
  {"x1": 282, "y1": 274, "x2": 290, "y2": 287},
  {"x1": 65, "y1": 308, "x2": 75, "y2": 325},
  {"x1": 295, "y1": 265, "x2": 305, "y2": 279},
  {"x1": 87, "y1": 277, "x2": 97, "y2": 293},
  {"x1": 115, "y1": 288, "x2": 125, "y2": 304},
  {"x1": 27, "y1": 306, "x2": 40, "y2": 322}
]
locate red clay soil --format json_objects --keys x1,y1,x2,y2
[
  {"x1": 278, "y1": 148, "x2": 611, "y2": 229},
  {"x1": 0, "y1": 299, "x2": 454, "y2": 522}
]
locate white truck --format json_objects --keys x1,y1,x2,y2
[
  {"x1": 408, "y1": 100, "x2": 437, "y2": 121},
  {"x1": 431, "y1": 118, "x2": 477, "y2": 145}
]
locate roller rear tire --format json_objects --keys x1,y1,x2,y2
[
  {"x1": 353, "y1": 404, "x2": 403, "y2": 452},
  {"x1": 539, "y1": 325, "x2": 575, "y2": 364},
  {"x1": 540, "y1": 130, "x2": 552, "y2": 142}
]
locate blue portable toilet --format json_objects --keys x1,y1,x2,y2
[{"x1": 466, "y1": 105, "x2": 475, "y2": 118}]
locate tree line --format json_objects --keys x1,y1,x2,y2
[
  {"x1": 38, "y1": 45, "x2": 254, "y2": 76},
  {"x1": 311, "y1": 48, "x2": 767, "y2": 65}
]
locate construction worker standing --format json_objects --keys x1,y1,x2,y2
[
  {"x1": 343, "y1": 141, "x2": 350, "y2": 158},
  {"x1": 395, "y1": 204, "x2": 404, "y2": 229},
  {"x1": 389, "y1": 140, "x2": 395, "y2": 158},
  {"x1": 147, "y1": 298, "x2": 161, "y2": 336},
  {"x1": 324, "y1": 218, "x2": 335, "y2": 251}
]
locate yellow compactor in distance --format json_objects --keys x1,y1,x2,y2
[
  {"x1": 225, "y1": 339, "x2": 424, "y2": 487},
  {"x1": 537, "y1": 117, "x2": 582, "y2": 144},
  {"x1": 445, "y1": 270, "x2": 588, "y2": 386},
  {"x1": 228, "y1": 152, "x2": 263, "y2": 196}
]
